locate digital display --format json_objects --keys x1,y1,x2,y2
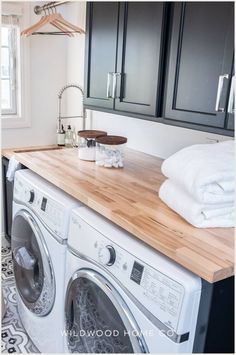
[
  {"x1": 41, "y1": 197, "x2": 47, "y2": 212},
  {"x1": 130, "y1": 261, "x2": 144, "y2": 285}
]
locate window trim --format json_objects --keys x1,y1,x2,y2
[
  {"x1": 1, "y1": 2, "x2": 31, "y2": 129},
  {"x1": 1, "y1": 25, "x2": 18, "y2": 116}
]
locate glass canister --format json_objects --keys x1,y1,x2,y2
[
  {"x1": 78, "y1": 130, "x2": 107, "y2": 161},
  {"x1": 95, "y1": 135, "x2": 127, "y2": 168}
]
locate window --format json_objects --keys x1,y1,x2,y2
[
  {"x1": 1, "y1": 3, "x2": 30, "y2": 129},
  {"x1": 1, "y1": 16, "x2": 20, "y2": 116}
]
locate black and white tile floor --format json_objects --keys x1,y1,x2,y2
[{"x1": 1, "y1": 246, "x2": 39, "y2": 353}]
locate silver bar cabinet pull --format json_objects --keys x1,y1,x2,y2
[
  {"x1": 112, "y1": 73, "x2": 121, "y2": 99},
  {"x1": 227, "y1": 75, "x2": 235, "y2": 114},
  {"x1": 215, "y1": 74, "x2": 229, "y2": 112},
  {"x1": 112, "y1": 73, "x2": 117, "y2": 98},
  {"x1": 106, "y1": 72, "x2": 113, "y2": 98}
]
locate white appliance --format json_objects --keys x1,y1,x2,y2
[
  {"x1": 11, "y1": 169, "x2": 84, "y2": 353},
  {"x1": 64, "y1": 206, "x2": 202, "y2": 353}
]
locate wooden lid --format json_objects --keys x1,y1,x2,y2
[
  {"x1": 78, "y1": 130, "x2": 107, "y2": 139},
  {"x1": 96, "y1": 135, "x2": 127, "y2": 145}
]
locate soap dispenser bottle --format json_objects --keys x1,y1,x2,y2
[
  {"x1": 65, "y1": 125, "x2": 74, "y2": 147},
  {"x1": 57, "y1": 124, "x2": 65, "y2": 146}
]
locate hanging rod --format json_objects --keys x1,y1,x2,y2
[{"x1": 34, "y1": 1, "x2": 69, "y2": 15}]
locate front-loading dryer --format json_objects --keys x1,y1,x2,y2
[
  {"x1": 11, "y1": 169, "x2": 84, "y2": 353},
  {"x1": 64, "y1": 206, "x2": 202, "y2": 353}
]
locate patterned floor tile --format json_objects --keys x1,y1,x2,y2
[
  {"x1": 1, "y1": 247, "x2": 14, "y2": 282},
  {"x1": 1, "y1": 246, "x2": 39, "y2": 353}
]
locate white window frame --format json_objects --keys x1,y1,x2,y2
[
  {"x1": 1, "y1": 23, "x2": 18, "y2": 116},
  {"x1": 1, "y1": 2, "x2": 31, "y2": 129}
]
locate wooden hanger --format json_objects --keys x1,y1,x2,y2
[
  {"x1": 21, "y1": 5, "x2": 85, "y2": 36},
  {"x1": 53, "y1": 13, "x2": 85, "y2": 34},
  {"x1": 21, "y1": 14, "x2": 49, "y2": 35}
]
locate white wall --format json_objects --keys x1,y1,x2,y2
[
  {"x1": 65, "y1": 2, "x2": 232, "y2": 159},
  {"x1": 2, "y1": 2, "x2": 68, "y2": 149},
  {"x1": 63, "y1": 1, "x2": 86, "y2": 133},
  {"x1": 90, "y1": 111, "x2": 231, "y2": 159}
]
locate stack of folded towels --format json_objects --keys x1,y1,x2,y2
[{"x1": 159, "y1": 140, "x2": 234, "y2": 228}]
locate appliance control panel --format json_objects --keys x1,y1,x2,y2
[
  {"x1": 69, "y1": 213, "x2": 185, "y2": 331},
  {"x1": 14, "y1": 174, "x2": 65, "y2": 237},
  {"x1": 95, "y1": 240, "x2": 184, "y2": 330}
]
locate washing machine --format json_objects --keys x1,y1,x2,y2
[
  {"x1": 11, "y1": 169, "x2": 84, "y2": 353},
  {"x1": 64, "y1": 206, "x2": 203, "y2": 353}
]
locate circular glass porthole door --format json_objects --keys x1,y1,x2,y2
[
  {"x1": 65, "y1": 269, "x2": 147, "y2": 353},
  {"x1": 11, "y1": 210, "x2": 55, "y2": 316}
]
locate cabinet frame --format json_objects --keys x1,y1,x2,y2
[
  {"x1": 163, "y1": 2, "x2": 234, "y2": 130},
  {"x1": 84, "y1": 2, "x2": 120, "y2": 109},
  {"x1": 84, "y1": 2, "x2": 234, "y2": 137},
  {"x1": 113, "y1": 2, "x2": 168, "y2": 116}
]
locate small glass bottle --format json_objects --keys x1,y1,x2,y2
[
  {"x1": 57, "y1": 124, "x2": 65, "y2": 146},
  {"x1": 65, "y1": 125, "x2": 74, "y2": 148}
]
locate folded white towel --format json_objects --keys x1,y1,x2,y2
[
  {"x1": 159, "y1": 179, "x2": 234, "y2": 228},
  {"x1": 161, "y1": 140, "x2": 234, "y2": 204},
  {"x1": 6, "y1": 155, "x2": 21, "y2": 182}
]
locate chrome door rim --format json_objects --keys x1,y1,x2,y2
[
  {"x1": 12, "y1": 209, "x2": 56, "y2": 316},
  {"x1": 65, "y1": 268, "x2": 148, "y2": 353}
]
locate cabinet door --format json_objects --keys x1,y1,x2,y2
[
  {"x1": 226, "y1": 66, "x2": 235, "y2": 131},
  {"x1": 84, "y1": 2, "x2": 119, "y2": 109},
  {"x1": 114, "y1": 2, "x2": 166, "y2": 116},
  {"x1": 164, "y1": 2, "x2": 234, "y2": 128}
]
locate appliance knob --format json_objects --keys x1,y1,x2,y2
[
  {"x1": 28, "y1": 190, "x2": 35, "y2": 204},
  {"x1": 99, "y1": 245, "x2": 116, "y2": 266}
]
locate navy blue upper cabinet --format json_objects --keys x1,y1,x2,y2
[
  {"x1": 226, "y1": 66, "x2": 235, "y2": 131},
  {"x1": 84, "y1": 2, "x2": 234, "y2": 135},
  {"x1": 163, "y1": 2, "x2": 234, "y2": 131},
  {"x1": 84, "y1": 2, "x2": 167, "y2": 117},
  {"x1": 114, "y1": 2, "x2": 166, "y2": 116},
  {"x1": 84, "y1": 2, "x2": 119, "y2": 109}
]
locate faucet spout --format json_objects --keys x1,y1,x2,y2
[{"x1": 57, "y1": 83, "x2": 86, "y2": 131}]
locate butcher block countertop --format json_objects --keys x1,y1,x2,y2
[{"x1": 2, "y1": 145, "x2": 234, "y2": 283}]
